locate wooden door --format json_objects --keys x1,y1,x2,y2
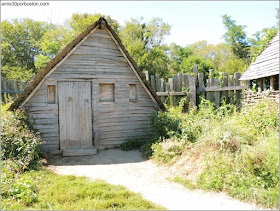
[{"x1": 58, "y1": 82, "x2": 93, "y2": 150}]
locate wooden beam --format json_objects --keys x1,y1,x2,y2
[
  {"x1": 156, "y1": 92, "x2": 188, "y2": 96},
  {"x1": 1, "y1": 90, "x2": 23, "y2": 94},
  {"x1": 196, "y1": 85, "x2": 248, "y2": 92}
]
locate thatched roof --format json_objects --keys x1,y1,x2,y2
[
  {"x1": 240, "y1": 32, "x2": 279, "y2": 80},
  {"x1": 9, "y1": 17, "x2": 166, "y2": 111}
]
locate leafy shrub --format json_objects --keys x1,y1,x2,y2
[
  {"x1": 239, "y1": 97, "x2": 279, "y2": 135},
  {"x1": 1, "y1": 105, "x2": 44, "y2": 171},
  {"x1": 120, "y1": 137, "x2": 145, "y2": 151},
  {"x1": 150, "y1": 110, "x2": 181, "y2": 140},
  {"x1": 1, "y1": 160, "x2": 38, "y2": 206}
]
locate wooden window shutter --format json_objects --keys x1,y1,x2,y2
[
  {"x1": 99, "y1": 84, "x2": 115, "y2": 102},
  {"x1": 48, "y1": 85, "x2": 55, "y2": 104},
  {"x1": 129, "y1": 84, "x2": 137, "y2": 101}
]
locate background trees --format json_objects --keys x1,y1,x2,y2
[
  {"x1": 119, "y1": 17, "x2": 171, "y2": 77},
  {"x1": 1, "y1": 13, "x2": 278, "y2": 82},
  {"x1": 1, "y1": 19, "x2": 54, "y2": 81}
]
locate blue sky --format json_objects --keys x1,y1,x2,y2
[{"x1": 1, "y1": 1, "x2": 279, "y2": 46}]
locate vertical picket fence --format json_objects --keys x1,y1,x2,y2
[
  {"x1": 145, "y1": 64, "x2": 249, "y2": 109},
  {"x1": 1, "y1": 79, "x2": 27, "y2": 104}
]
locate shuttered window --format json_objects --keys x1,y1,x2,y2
[
  {"x1": 129, "y1": 84, "x2": 137, "y2": 101},
  {"x1": 48, "y1": 85, "x2": 56, "y2": 104},
  {"x1": 99, "y1": 84, "x2": 115, "y2": 102}
]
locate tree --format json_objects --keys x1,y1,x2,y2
[
  {"x1": 249, "y1": 27, "x2": 278, "y2": 60},
  {"x1": 219, "y1": 54, "x2": 248, "y2": 75},
  {"x1": 167, "y1": 43, "x2": 193, "y2": 74},
  {"x1": 119, "y1": 17, "x2": 171, "y2": 77},
  {"x1": 1, "y1": 18, "x2": 54, "y2": 80},
  {"x1": 179, "y1": 55, "x2": 216, "y2": 79},
  {"x1": 190, "y1": 41, "x2": 231, "y2": 72},
  {"x1": 65, "y1": 13, "x2": 120, "y2": 41},
  {"x1": 222, "y1": 15, "x2": 250, "y2": 60},
  {"x1": 139, "y1": 47, "x2": 170, "y2": 78}
]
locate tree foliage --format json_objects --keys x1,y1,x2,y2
[
  {"x1": 249, "y1": 27, "x2": 278, "y2": 60},
  {"x1": 1, "y1": 19, "x2": 54, "y2": 80},
  {"x1": 222, "y1": 15, "x2": 250, "y2": 60},
  {"x1": 119, "y1": 17, "x2": 171, "y2": 77},
  {"x1": 180, "y1": 55, "x2": 216, "y2": 79}
]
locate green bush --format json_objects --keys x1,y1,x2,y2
[
  {"x1": 150, "y1": 110, "x2": 182, "y2": 141},
  {"x1": 1, "y1": 105, "x2": 44, "y2": 172},
  {"x1": 239, "y1": 98, "x2": 279, "y2": 135},
  {"x1": 120, "y1": 137, "x2": 145, "y2": 151}
]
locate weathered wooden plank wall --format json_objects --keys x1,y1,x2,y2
[{"x1": 18, "y1": 28, "x2": 156, "y2": 151}]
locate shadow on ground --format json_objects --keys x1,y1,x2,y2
[{"x1": 46, "y1": 149, "x2": 145, "y2": 166}]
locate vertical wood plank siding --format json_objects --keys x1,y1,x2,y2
[{"x1": 23, "y1": 28, "x2": 156, "y2": 151}]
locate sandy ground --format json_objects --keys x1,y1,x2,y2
[{"x1": 47, "y1": 149, "x2": 265, "y2": 210}]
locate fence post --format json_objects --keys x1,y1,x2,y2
[
  {"x1": 183, "y1": 74, "x2": 190, "y2": 112},
  {"x1": 144, "y1": 71, "x2": 149, "y2": 82},
  {"x1": 160, "y1": 78, "x2": 165, "y2": 103},
  {"x1": 173, "y1": 74, "x2": 179, "y2": 105},
  {"x1": 208, "y1": 69, "x2": 215, "y2": 104},
  {"x1": 234, "y1": 73, "x2": 242, "y2": 107},
  {"x1": 155, "y1": 74, "x2": 160, "y2": 92},
  {"x1": 178, "y1": 72, "x2": 183, "y2": 91},
  {"x1": 168, "y1": 78, "x2": 174, "y2": 106},
  {"x1": 21, "y1": 80, "x2": 27, "y2": 90},
  {"x1": 222, "y1": 72, "x2": 229, "y2": 103},
  {"x1": 229, "y1": 75, "x2": 234, "y2": 104},
  {"x1": 206, "y1": 79, "x2": 210, "y2": 101},
  {"x1": 189, "y1": 75, "x2": 196, "y2": 109},
  {"x1": 193, "y1": 64, "x2": 198, "y2": 74},
  {"x1": 165, "y1": 81, "x2": 170, "y2": 92},
  {"x1": 150, "y1": 75, "x2": 156, "y2": 91},
  {"x1": 198, "y1": 72, "x2": 205, "y2": 103},
  {"x1": 183, "y1": 74, "x2": 189, "y2": 89},
  {"x1": 214, "y1": 78, "x2": 220, "y2": 108}
]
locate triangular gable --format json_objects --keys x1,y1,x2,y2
[{"x1": 9, "y1": 17, "x2": 166, "y2": 111}]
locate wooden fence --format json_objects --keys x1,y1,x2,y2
[
  {"x1": 145, "y1": 64, "x2": 249, "y2": 109},
  {"x1": 1, "y1": 79, "x2": 27, "y2": 104}
]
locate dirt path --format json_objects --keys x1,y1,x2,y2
[{"x1": 47, "y1": 149, "x2": 263, "y2": 210}]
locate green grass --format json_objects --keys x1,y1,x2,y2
[
  {"x1": 147, "y1": 98, "x2": 279, "y2": 209},
  {"x1": 173, "y1": 177, "x2": 197, "y2": 190},
  {"x1": 1, "y1": 164, "x2": 164, "y2": 210}
]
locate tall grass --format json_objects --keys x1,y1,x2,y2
[{"x1": 149, "y1": 98, "x2": 279, "y2": 209}]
